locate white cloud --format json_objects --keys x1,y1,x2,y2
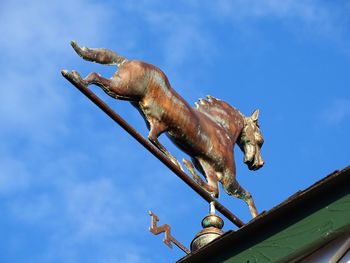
[
  {"x1": 2, "y1": 144, "x2": 183, "y2": 261},
  {"x1": 322, "y1": 98, "x2": 350, "y2": 125},
  {"x1": 214, "y1": 0, "x2": 350, "y2": 45},
  {"x1": 216, "y1": 0, "x2": 321, "y2": 19},
  {"x1": 63, "y1": 177, "x2": 138, "y2": 238},
  {"x1": 0, "y1": 158, "x2": 30, "y2": 194},
  {"x1": 0, "y1": 69, "x2": 69, "y2": 143},
  {"x1": 2, "y1": 1, "x2": 348, "y2": 262},
  {"x1": 0, "y1": 0, "x2": 111, "y2": 53},
  {"x1": 0, "y1": 3, "x2": 152, "y2": 261},
  {"x1": 146, "y1": 13, "x2": 213, "y2": 67},
  {"x1": 9, "y1": 194, "x2": 53, "y2": 223},
  {"x1": 0, "y1": 0, "x2": 116, "y2": 143},
  {"x1": 122, "y1": 0, "x2": 215, "y2": 67}
]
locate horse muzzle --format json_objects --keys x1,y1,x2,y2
[
  {"x1": 244, "y1": 146, "x2": 264, "y2": 171},
  {"x1": 249, "y1": 158, "x2": 264, "y2": 171}
]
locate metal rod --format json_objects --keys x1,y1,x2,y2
[
  {"x1": 62, "y1": 71, "x2": 245, "y2": 228},
  {"x1": 172, "y1": 236, "x2": 191, "y2": 255},
  {"x1": 209, "y1": 201, "x2": 216, "y2": 215}
]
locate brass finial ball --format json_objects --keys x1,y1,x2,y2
[
  {"x1": 190, "y1": 214, "x2": 225, "y2": 252},
  {"x1": 201, "y1": 214, "x2": 224, "y2": 229}
]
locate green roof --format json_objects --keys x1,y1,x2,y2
[{"x1": 178, "y1": 166, "x2": 350, "y2": 263}]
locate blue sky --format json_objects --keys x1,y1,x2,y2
[{"x1": 1, "y1": 0, "x2": 350, "y2": 262}]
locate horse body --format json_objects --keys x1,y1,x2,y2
[
  {"x1": 130, "y1": 61, "x2": 233, "y2": 171},
  {"x1": 66, "y1": 41, "x2": 264, "y2": 217}
]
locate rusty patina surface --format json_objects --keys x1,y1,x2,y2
[{"x1": 64, "y1": 41, "x2": 264, "y2": 218}]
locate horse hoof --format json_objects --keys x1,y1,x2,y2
[
  {"x1": 71, "y1": 70, "x2": 82, "y2": 80},
  {"x1": 175, "y1": 160, "x2": 184, "y2": 172},
  {"x1": 192, "y1": 174, "x2": 202, "y2": 184},
  {"x1": 71, "y1": 40, "x2": 80, "y2": 50},
  {"x1": 61, "y1": 69, "x2": 69, "y2": 76}
]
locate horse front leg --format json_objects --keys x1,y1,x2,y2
[
  {"x1": 150, "y1": 137, "x2": 183, "y2": 171},
  {"x1": 222, "y1": 174, "x2": 258, "y2": 218},
  {"x1": 238, "y1": 187, "x2": 258, "y2": 218},
  {"x1": 183, "y1": 159, "x2": 207, "y2": 188},
  {"x1": 183, "y1": 159, "x2": 219, "y2": 198}
]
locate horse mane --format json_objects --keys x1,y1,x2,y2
[{"x1": 195, "y1": 96, "x2": 244, "y2": 139}]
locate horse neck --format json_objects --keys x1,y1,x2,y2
[{"x1": 228, "y1": 110, "x2": 245, "y2": 143}]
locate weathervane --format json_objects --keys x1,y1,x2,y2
[{"x1": 62, "y1": 41, "x2": 264, "y2": 253}]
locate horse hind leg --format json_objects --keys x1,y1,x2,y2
[
  {"x1": 66, "y1": 70, "x2": 134, "y2": 101},
  {"x1": 71, "y1": 41, "x2": 127, "y2": 66}
]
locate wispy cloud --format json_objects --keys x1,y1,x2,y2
[
  {"x1": 122, "y1": 0, "x2": 215, "y2": 67},
  {"x1": 9, "y1": 194, "x2": 53, "y2": 224},
  {"x1": 5, "y1": 166, "x2": 181, "y2": 262},
  {"x1": 214, "y1": 0, "x2": 350, "y2": 48},
  {"x1": 1, "y1": 1, "x2": 349, "y2": 262},
  {"x1": 322, "y1": 98, "x2": 350, "y2": 125},
  {"x1": 216, "y1": 0, "x2": 327, "y2": 19},
  {"x1": 0, "y1": 1, "x2": 154, "y2": 262},
  {"x1": 0, "y1": 158, "x2": 30, "y2": 194},
  {"x1": 0, "y1": 0, "x2": 116, "y2": 143},
  {"x1": 63, "y1": 178, "x2": 138, "y2": 238},
  {"x1": 0, "y1": 0, "x2": 111, "y2": 52}
]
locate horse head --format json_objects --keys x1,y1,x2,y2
[{"x1": 238, "y1": 109, "x2": 264, "y2": 171}]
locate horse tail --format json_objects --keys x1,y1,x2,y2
[{"x1": 71, "y1": 41, "x2": 128, "y2": 66}]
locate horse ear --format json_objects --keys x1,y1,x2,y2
[{"x1": 251, "y1": 109, "x2": 260, "y2": 122}]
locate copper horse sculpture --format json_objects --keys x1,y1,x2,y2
[{"x1": 64, "y1": 41, "x2": 264, "y2": 217}]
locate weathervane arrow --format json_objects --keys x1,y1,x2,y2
[{"x1": 148, "y1": 210, "x2": 190, "y2": 255}]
